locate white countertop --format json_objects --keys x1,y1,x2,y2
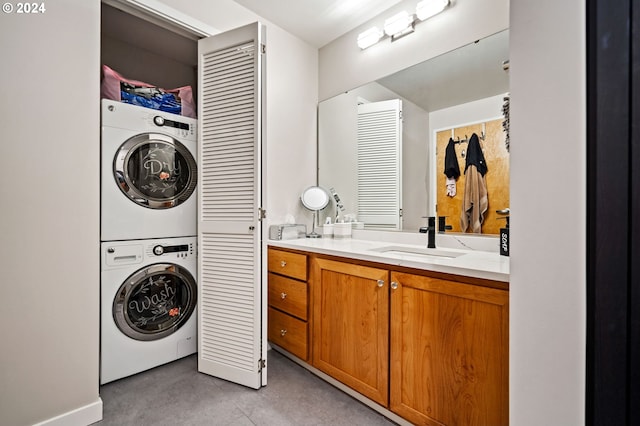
[{"x1": 267, "y1": 236, "x2": 509, "y2": 283}]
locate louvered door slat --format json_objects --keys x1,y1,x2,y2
[
  {"x1": 357, "y1": 99, "x2": 403, "y2": 230},
  {"x1": 198, "y1": 22, "x2": 266, "y2": 389}
]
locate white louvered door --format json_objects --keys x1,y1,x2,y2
[
  {"x1": 197, "y1": 22, "x2": 266, "y2": 389},
  {"x1": 357, "y1": 99, "x2": 403, "y2": 229}
]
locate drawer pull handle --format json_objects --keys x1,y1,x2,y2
[
  {"x1": 280, "y1": 329, "x2": 287, "y2": 337},
  {"x1": 281, "y1": 260, "x2": 287, "y2": 267},
  {"x1": 280, "y1": 292, "x2": 287, "y2": 300},
  {"x1": 377, "y1": 279, "x2": 384, "y2": 288},
  {"x1": 391, "y1": 281, "x2": 399, "y2": 290}
]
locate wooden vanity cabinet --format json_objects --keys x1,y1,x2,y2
[
  {"x1": 390, "y1": 272, "x2": 509, "y2": 426},
  {"x1": 267, "y1": 248, "x2": 309, "y2": 360},
  {"x1": 270, "y1": 248, "x2": 508, "y2": 425},
  {"x1": 311, "y1": 257, "x2": 390, "y2": 406}
]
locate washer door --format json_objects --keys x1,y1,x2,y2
[
  {"x1": 114, "y1": 133, "x2": 197, "y2": 209},
  {"x1": 113, "y1": 263, "x2": 197, "y2": 341}
]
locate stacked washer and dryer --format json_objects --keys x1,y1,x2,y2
[{"x1": 100, "y1": 99, "x2": 198, "y2": 385}]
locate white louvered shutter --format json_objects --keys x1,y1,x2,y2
[
  {"x1": 197, "y1": 22, "x2": 266, "y2": 389},
  {"x1": 357, "y1": 99, "x2": 402, "y2": 229}
]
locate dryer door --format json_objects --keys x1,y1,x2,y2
[
  {"x1": 114, "y1": 133, "x2": 197, "y2": 209},
  {"x1": 113, "y1": 263, "x2": 197, "y2": 341}
]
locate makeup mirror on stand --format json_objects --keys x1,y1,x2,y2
[{"x1": 301, "y1": 186, "x2": 330, "y2": 238}]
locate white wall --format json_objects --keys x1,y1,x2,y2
[
  {"x1": 319, "y1": 0, "x2": 586, "y2": 424},
  {"x1": 0, "y1": 1, "x2": 102, "y2": 425},
  {"x1": 510, "y1": 0, "x2": 586, "y2": 423},
  {"x1": 319, "y1": 0, "x2": 510, "y2": 100},
  {"x1": 157, "y1": 0, "x2": 319, "y2": 229}
]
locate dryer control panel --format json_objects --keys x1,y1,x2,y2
[
  {"x1": 150, "y1": 114, "x2": 195, "y2": 138},
  {"x1": 101, "y1": 99, "x2": 196, "y2": 141}
]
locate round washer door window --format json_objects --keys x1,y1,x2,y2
[
  {"x1": 114, "y1": 133, "x2": 197, "y2": 209},
  {"x1": 113, "y1": 263, "x2": 197, "y2": 341}
]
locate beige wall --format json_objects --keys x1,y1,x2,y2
[
  {"x1": 0, "y1": 1, "x2": 102, "y2": 425},
  {"x1": 318, "y1": 0, "x2": 586, "y2": 423}
]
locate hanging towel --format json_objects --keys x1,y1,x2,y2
[
  {"x1": 460, "y1": 164, "x2": 488, "y2": 233},
  {"x1": 460, "y1": 133, "x2": 488, "y2": 233},
  {"x1": 446, "y1": 177, "x2": 457, "y2": 197},
  {"x1": 444, "y1": 137, "x2": 460, "y2": 197}
]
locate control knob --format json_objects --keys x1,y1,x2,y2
[
  {"x1": 153, "y1": 116, "x2": 165, "y2": 127},
  {"x1": 153, "y1": 245, "x2": 164, "y2": 256}
]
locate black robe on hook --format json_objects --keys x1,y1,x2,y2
[
  {"x1": 464, "y1": 133, "x2": 487, "y2": 176},
  {"x1": 444, "y1": 137, "x2": 461, "y2": 179}
]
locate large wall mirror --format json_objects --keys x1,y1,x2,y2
[{"x1": 318, "y1": 29, "x2": 509, "y2": 235}]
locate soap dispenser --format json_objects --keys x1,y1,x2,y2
[{"x1": 498, "y1": 215, "x2": 510, "y2": 257}]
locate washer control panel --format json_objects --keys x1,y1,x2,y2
[{"x1": 149, "y1": 242, "x2": 195, "y2": 259}]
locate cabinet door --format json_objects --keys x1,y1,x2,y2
[
  {"x1": 312, "y1": 258, "x2": 389, "y2": 406},
  {"x1": 197, "y1": 22, "x2": 267, "y2": 389},
  {"x1": 390, "y1": 272, "x2": 509, "y2": 426}
]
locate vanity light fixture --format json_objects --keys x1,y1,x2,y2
[
  {"x1": 357, "y1": 0, "x2": 450, "y2": 49},
  {"x1": 357, "y1": 26, "x2": 384, "y2": 49},
  {"x1": 384, "y1": 11, "x2": 415, "y2": 39},
  {"x1": 416, "y1": 0, "x2": 450, "y2": 21}
]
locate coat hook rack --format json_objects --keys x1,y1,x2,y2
[
  {"x1": 455, "y1": 134, "x2": 469, "y2": 144},
  {"x1": 450, "y1": 124, "x2": 486, "y2": 145}
]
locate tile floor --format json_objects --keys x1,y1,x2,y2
[{"x1": 96, "y1": 349, "x2": 397, "y2": 425}]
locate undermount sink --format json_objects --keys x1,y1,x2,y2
[{"x1": 370, "y1": 245, "x2": 466, "y2": 259}]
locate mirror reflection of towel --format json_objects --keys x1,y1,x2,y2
[
  {"x1": 444, "y1": 138, "x2": 460, "y2": 197},
  {"x1": 446, "y1": 177, "x2": 457, "y2": 197},
  {"x1": 460, "y1": 164, "x2": 488, "y2": 233}
]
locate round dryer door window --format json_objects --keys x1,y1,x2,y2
[
  {"x1": 114, "y1": 133, "x2": 197, "y2": 209},
  {"x1": 113, "y1": 263, "x2": 197, "y2": 341}
]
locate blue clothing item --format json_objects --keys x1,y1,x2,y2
[{"x1": 120, "y1": 91, "x2": 182, "y2": 115}]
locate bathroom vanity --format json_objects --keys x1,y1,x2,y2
[{"x1": 267, "y1": 235, "x2": 509, "y2": 426}]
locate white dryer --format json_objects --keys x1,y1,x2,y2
[
  {"x1": 101, "y1": 99, "x2": 197, "y2": 241},
  {"x1": 101, "y1": 236, "x2": 197, "y2": 384}
]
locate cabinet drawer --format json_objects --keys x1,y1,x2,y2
[
  {"x1": 268, "y1": 273, "x2": 308, "y2": 320},
  {"x1": 268, "y1": 248, "x2": 307, "y2": 281},
  {"x1": 268, "y1": 307, "x2": 308, "y2": 360}
]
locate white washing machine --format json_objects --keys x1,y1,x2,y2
[
  {"x1": 101, "y1": 236, "x2": 198, "y2": 384},
  {"x1": 101, "y1": 99, "x2": 197, "y2": 241}
]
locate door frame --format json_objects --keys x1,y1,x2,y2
[
  {"x1": 586, "y1": 0, "x2": 640, "y2": 424},
  {"x1": 102, "y1": 0, "x2": 269, "y2": 387}
]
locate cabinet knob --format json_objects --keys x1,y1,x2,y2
[
  {"x1": 280, "y1": 260, "x2": 287, "y2": 267},
  {"x1": 391, "y1": 281, "x2": 399, "y2": 290},
  {"x1": 377, "y1": 279, "x2": 384, "y2": 288},
  {"x1": 280, "y1": 292, "x2": 287, "y2": 300},
  {"x1": 280, "y1": 329, "x2": 287, "y2": 337}
]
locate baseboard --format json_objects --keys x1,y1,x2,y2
[{"x1": 33, "y1": 398, "x2": 103, "y2": 426}]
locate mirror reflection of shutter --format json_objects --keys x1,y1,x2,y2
[
  {"x1": 357, "y1": 99, "x2": 403, "y2": 229},
  {"x1": 197, "y1": 22, "x2": 266, "y2": 389}
]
